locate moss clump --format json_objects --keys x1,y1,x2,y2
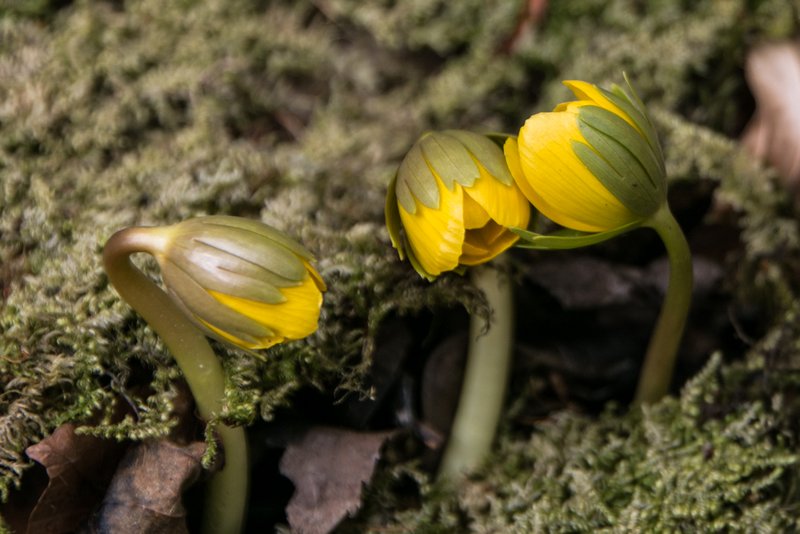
[
  {"x1": 0, "y1": 0, "x2": 510, "y2": 500},
  {"x1": 361, "y1": 353, "x2": 800, "y2": 533}
]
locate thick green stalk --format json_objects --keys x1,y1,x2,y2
[
  {"x1": 103, "y1": 227, "x2": 248, "y2": 534},
  {"x1": 635, "y1": 205, "x2": 693, "y2": 404},
  {"x1": 438, "y1": 259, "x2": 514, "y2": 480}
]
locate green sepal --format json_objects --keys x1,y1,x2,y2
[
  {"x1": 579, "y1": 105, "x2": 662, "y2": 191},
  {"x1": 170, "y1": 216, "x2": 309, "y2": 285},
  {"x1": 511, "y1": 219, "x2": 642, "y2": 250},
  {"x1": 405, "y1": 241, "x2": 438, "y2": 282},
  {"x1": 444, "y1": 130, "x2": 514, "y2": 186},
  {"x1": 192, "y1": 231, "x2": 306, "y2": 283},
  {"x1": 176, "y1": 252, "x2": 288, "y2": 303},
  {"x1": 575, "y1": 106, "x2": 664, "y2": 217},
  {"x1": 397, "y1": 143, "x2": 439, "y2": 211},
  {"x1": 395, "y1": 130, "x2": 516, "y2": 215},
  {"x1": 385, "y1": 173, "x2": 406, "y2": 260},
  {"x1": 395, "y1": 174, "x2": 417, "y2": 215},
  {"x1": 484, "y1": 132, "x2": 516, "y2": 147},
  {"x1": 452, "y1": 264, "x2": 467, "y2": 277},
  {"x1": 163, "y1": 215, "x2": 322, "y2": 308},
  {"x1": 420, "y1": 132, "x2": 479, "y2": 191},
  {"x1": 603, "y1": 74, "x2": 666, "y2": 177},
  {"x1": 160, "y1": 258, "x2": 277, "y2": 344},
  {"x1": 571, "y1": 140, "x2": 652, "y2": 218},
  {"x1": 385, "y1": 174, "x2": 438, "y2": 280}
]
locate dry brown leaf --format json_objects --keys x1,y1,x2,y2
[
  {"x1": 82, "y1": 440, "x2": 206, "y2": 534},
  {"x1": 24, "y1": 423, "x2": 127, "y2": 534},
  {"x1": 742, "y1": 41, "x2": 800, "y2": 195},
  {"x1": 421, "y1": 333, "x2": 467, "y2": 439},
  {"x1": 279, "y1": 427, "x2": 393, "y2": 534},
  {"x1": 502, "y1": 0, "x2": 549, "y2": 53}
]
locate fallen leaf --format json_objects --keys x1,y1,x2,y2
[
  {"x1": 517, "y1": 253, "x2": 725, "y2": 404},
  {"x1": 280, "y1": 427, "x2": 393, "y2": 534},
  {"x1": 82, "y1": 440, "x2": 206, "y2": 534},
  {"x1": 742, "y1": 41, "x2": 800, "y2": 196},
  {"x1": 23, "y1": 423, "x2": 127, "y2": 534},
  {"x1": 501, "y1": 0, "x2": 549, "y2": 53},
  {"x1": 421, "y1": 333, "x2": 467, "y2": 439}
]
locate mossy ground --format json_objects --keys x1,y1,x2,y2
[{"x1": 2, "y1": 0, "x2": 800, "y2": 531}]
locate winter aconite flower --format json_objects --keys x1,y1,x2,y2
[
  {"x1": 386, "y1": 130, "x2": 530, "y2": 280},
  {"x1": 505, "y1": 79, "x2": 666, "y2": 233},
  {"x1": 385, "y1": 130, "x2": 530, "y2": 479},
  {"x1": 504, "y1": 76, "x2": 692, "y2": 405},
  {"x1": 103, "y1": 214, "x2": 326, "y2": 533},
  {"x1": 142, "y1": 215, "x2": 326, "y2": 350}
]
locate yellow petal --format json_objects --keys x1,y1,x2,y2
[
  {"x1": 198, "y1": 318, "x2": 282, "y2": 350},
  {"x1": 463, "y1": 161, "x2": 531, "y2": 229},
  {"x1": 506, "y1": 137, "x2": 597, "y2": 231},
  {"x1": 208, "y1": 271, "x2": 323, "y2": 346},
  {"x1": 398, "y1": 174, "x2": 465, "y2": 276},
  {"x1": 504, "y1": 137, "x2": 540, "y2": 210},
  {"x1": 461, "y1": 221, "x2": 518, "y2": 265},
  {"x1": 469, "y1": 218, "x2": 506, "y2": 245},
  {"x1": 461, "y1": 239, "x2": 489, "y2": 257},
  {"x1": 516, "y1": 111, "x2": 637, "y2": 231},
  {"x1": 463, "y1": 192, "x2": 491, "y2": 229}
]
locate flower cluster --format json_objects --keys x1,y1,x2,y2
[
  {"x1": 387, "y1": 77, "x2": 669, "y2": 276},
  {"x1": 385, "y1": 76, "x2": 690, "y2": 415}
]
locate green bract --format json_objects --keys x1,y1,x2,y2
[{"x1": 392, "y1": 130, "x2": 515, "y2": 215}]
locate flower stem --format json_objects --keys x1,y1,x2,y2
[
  {"x1": 635, "y1": 205, "x2": 693, "y2": 405},
  {"x1": 438, "y1": 258, "x2": 514, "y2": 480},
  {"x1": 103, "y1": 227, "x2": 248, "y2": 534}
]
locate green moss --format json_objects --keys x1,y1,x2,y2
[
  {"x1": 357, "y1": 350, "x2": 800, "y2": 532},
  {"x1": 0, "y1": 0, "x2": 509, "y2": 499}
]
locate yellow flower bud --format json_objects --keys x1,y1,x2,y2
[
  {"x1": 142, "y1": 216, "x2": 326, "y2": 350},
  {"x1": 385, "y1": 130, "x2": 531, "y2": 280},
  {"x1": 505, "y1": 78, "x2": 666, "y2": 233}
]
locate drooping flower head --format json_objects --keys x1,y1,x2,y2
[
  {"x1": 141, "y1": 216, "x2": 326, "y2": 350},
  {"x1": 505, "y1": 78, "x2": 666, "y2": 233},
  {"x1": 386, "y1": 130, "x2": 531, "y2": 280}
]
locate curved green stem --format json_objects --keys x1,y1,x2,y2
[
  {"x1": 635, "y1": 205, "x2": 693, "y2": 405},
  {"x1": 438, "y1": 259, "x2": 514, "y2": 480},
  {"x1": 103, "y1": 227, "x2": 248, "y2": 534}
]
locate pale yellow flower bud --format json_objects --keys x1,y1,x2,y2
[{"x1": 142, "y1": 216, "x2": 325, "y2": 350}]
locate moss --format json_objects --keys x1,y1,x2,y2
[
  {"x1": 0, "y1": 0, "x2": 509, "y2": 499},
  {"x1": 357, "y1": 350, "x2": 800, "y2": 532}
]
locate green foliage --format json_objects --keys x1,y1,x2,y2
[
  {"x1": 522, "y1": 0, "x2": 798, "y2": 135},
  {"x1": 357, "y1": 353, "x2": 800, "y2": 532},
  {"x1": 0, "y1": 0, "x2": 509, "y2": 499},
  {"x1": 324, "y1": 0, "x2": 522, "y2": 55}
]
